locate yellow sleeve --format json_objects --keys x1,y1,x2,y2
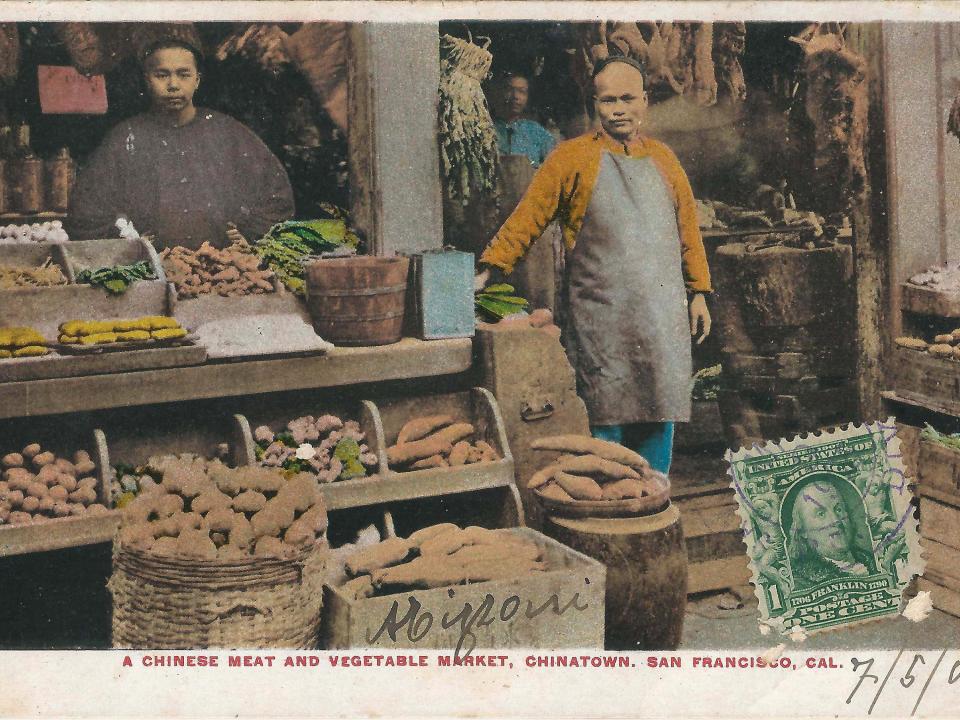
[
  {"x1": 479, "y1": 149, "x2": 568, "y2": 274},
  {"x1": 650, "y1": 143, "x2": 713, "y2": 293}
]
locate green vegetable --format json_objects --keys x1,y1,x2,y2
[
  {"x1": 334, "y1": 438, "x2": 367, "y2": 480},
  {"x1": 691, "y1": 364, "x2": 723, "y2": 401},
  {"x1": 254, "y1": 216, "x2": 362, "y2": 294},
  {"x1": 475, "y1": 280, "x2": 529, "y2": 322},
  {"x1": 76, "y1": 260, "x2": 156, "y2": 295},
  {"x1": 920, "y1": 423, "x2": 960, "y2": 451}
]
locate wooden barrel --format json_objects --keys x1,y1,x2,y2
[
  {"x1": 543, "y1": 503, "x2": 687, "y2": 650},
  {"x1": 304, "y1": 256, "x2": 410, "y2": 346}
]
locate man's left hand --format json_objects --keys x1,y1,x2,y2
[{"x1": 689, "y1": 293, "x2": 711, "y2": 345}]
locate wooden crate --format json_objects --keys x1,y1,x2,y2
[
  {"x1": 887, "y1": 346, "x2": 960, "y2": 417},
  {"x1": 321, "y1": 527, "x2": 605, "y2": 650},
  {"x1": 235, "y1": 400, "x2": 389, "y2": 512},
  {"x1": 921, "y1": 539, "x2": 960, "y2": 592},
  {"x1": 374, "y1": 387, "x2": 516, "y2": 501},
  {"x1": 897, "y1": 423, "x2": 922, "y2": 479},
  {"x1": 916, "y1": 578, "x2": 960, "y2": 618},
  {"x1": 917, "y1": 440, "x2": 960, "y2": 503},
  {"x1": 918, "y1": 496, "x2": 960, "y2": 551},
  {"x1": 901, "y1": 283, "x2": 960, "y2": 319},
  {"x1": 0, "y1": 427, "x2": 120, "y2": 557},
  {"x1": 721, "y1": 348, "x2": 852, "y2": 381}
]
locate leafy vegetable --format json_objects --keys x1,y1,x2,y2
[
  {"x1": 76, "y1": 260, "x2": 156, "y2": 295},
  {"x1": 691, "y1": 364, "x2": 723, "y2": 401},
  {"x1": 475, "y1": 282, "x2": 529, "y2": 322},
  {"x1": 254, "y1": 216, "x2": 361, "y2": 294},
  {"x1": 920, "y1": 423, "x2": 960, "y2": 451}
]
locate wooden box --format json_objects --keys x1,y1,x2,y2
[
  {"x1": 375, "y1": 387, "x2": 516, "y2": 499},
  {"x1": 901, "y1": 283, "x2": 960, "y2": 319},
  {"x1": 887, "y1": 346, "x2": 960, "y2": 417},
  {"x1": 321, "y1": 527, "x2": 606, "y2": 650},
  {"x1": 0, "y1": 426, "x2": 119, "y2": 557},
  {"x1": 235, "y1": 400, "x2": 390, "y2": 512},
  {"x1": 410, "y1": 250, "x2": 475, "y2": 340},
  {"x1": 917, "y1": 439, "x2": 960, "y2": 503}
]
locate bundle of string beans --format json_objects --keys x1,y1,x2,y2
[{"x1": 438, "y1": 33, "x2": 499, "y2": 206}]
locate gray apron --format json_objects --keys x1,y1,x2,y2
[{"x1": 564, "y1": 150, "x2": 692, "y2": 425}]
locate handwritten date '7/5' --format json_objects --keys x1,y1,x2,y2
[{"x1": 847, "y1": 650, "x2": 960, "y2": 716}]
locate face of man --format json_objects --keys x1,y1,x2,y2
[
  {"x1": 500, "y1": 76, "x2": 529, "y2": 121},
  {"x1": 593, "y1": 62, "x2": 648, "y2": 142},
  {"x1": 144, "y1": 46, "x2": 200, "y2": 122},
  {"x1": 795, "y1": 483, "x2": 852, "y2": 561}
]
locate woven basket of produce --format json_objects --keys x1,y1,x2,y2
[
  {"x1": 108, "y1": 457, "x2": 328, "y2": 649},
  {"x1": 527, "y1": 435, "x2": 671, "y2": 518}
]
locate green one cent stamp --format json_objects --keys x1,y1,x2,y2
[{"x1": 725, "y1": 418, "x2": 923, "y2": 635}]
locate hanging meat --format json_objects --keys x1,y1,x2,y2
[
  {"x1": 55, "y1": 23, "x2": 125, "y2": 77},
  {"x1": 0, "y1": 24, "x2": 19, "y2": 86},
  {"x1": 792, "y1": 24, "x2": 869, "y2": 215},
  {"x1": 713, "y1": 22, "x2": 747, "y2": 103},
  {"x1": 285, "y1": 23, "x2": 349, "y2": 134},
  {"x1": 606, "y1": 22, "x2": 684, "y2": 94}
]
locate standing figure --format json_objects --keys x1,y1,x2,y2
[
  {"x1": 491, "y1": 71, "x2": 557, "y2": 168},
  {"x1": 476, "y1": 56, "x2": 712, "y2": 474},
  {"x1": 69, "y1": 37, "x2": 294, "y2": 250}
]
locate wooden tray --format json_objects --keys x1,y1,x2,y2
[
  {"x1": 321, "y1": 527, "x2": 605, "y2": 650},
  {"x1": 886, "y1": 346, "x2": 960, "y2": 417},
  {"x1": 0, "y1": 341, "x2": 207, "y2": 383},
  {"x1": 54, "y1": 333, "x2": 197, "y2": 355},
  {"x1": 0, "y1": 428, "x2": 121, "y2": 557}
]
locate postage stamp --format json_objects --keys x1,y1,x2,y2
[{"x1": 725, "y1": 418, "x2": 924, "y2": 636}]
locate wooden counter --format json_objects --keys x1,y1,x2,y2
[{"x1": 0, "y1": 337, "x2": 474, "y2": 420}]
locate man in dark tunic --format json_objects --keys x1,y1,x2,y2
[{"x1": 69, "y1": 39, "x2": 294, "y2": 250}]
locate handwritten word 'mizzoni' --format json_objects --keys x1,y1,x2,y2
[{"x1": 366, "y1": 589, "x2": 590, "y2": 659}]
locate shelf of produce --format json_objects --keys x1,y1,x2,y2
[
  {"x1": 0, "y1": 337, "x2": 474, "y2": 420},
  {"x1": 319, "y1": 470, "x2": 517, "y2": 512}
]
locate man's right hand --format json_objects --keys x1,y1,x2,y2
[{"x1": 474, "y1": 267, "x2": 491, "y2": 292}]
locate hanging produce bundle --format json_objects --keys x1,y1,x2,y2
[
  {"x1": 75, "y1": 260, "x2": 156, "y2": 295},
  {"x1": 438, "y1": 33, "x2": 499, "y2": 205},
  {"x1": 474, "y1": 282, "x2": 529, "y2": 322},
  {"x1": 255, "y1": 215, "x2": 360, "y2": 295}
]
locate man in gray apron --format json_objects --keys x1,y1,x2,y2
[{"x1": 477, "y1": 56, "x2": 712, "y2": 474}]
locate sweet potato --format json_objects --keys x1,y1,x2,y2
[
  {"x1": 410, "y1": 454, "x2": 448, "y2": 470},
  {"x1": 930, "y1": 343, "x2": 955, "y2": 358},
  {"x1": 407, "y1": 522, "x2": 460, "y2": 547},
  {"x1": 538, "y1": 482, "x2": 574, "y2": 502},
  {"x1": 35, "y1": 465, "x2": 60, "y2": 486},
  {"x1": 2, "y1": 452, "x2": 23, "y2": 469},
  {"x1": 298, "y1": 504, "x2": 328, "y2": 534},
  {"x1": 450, "y1": 541, "x2": 541, "y2": 565},
  {"x1": 345, "y1": 537, "x2": 412, "y2": 576},
  {"x1": 396, "y1": 415, "x2": 455, "y2": 445},
  {"x1": 557, "y1": 454, "x2": 642, "y2": 481},
  {"x1": 372, "y1": 556, "x2": 466, "y2": 590},
  {"x1": 429, "y1": 423, "x2": 475, "y2": 446},
  {"x1": 449, "y1": 441, "x2": 471, "y2": 466},
  {"x1": 474, "y1": 441, "x2": 499, "y2": 462},
  {"x1": 342, "y1": 575, "x2": 375, "y2": 600},
  {"x1": 418, "y1": 529, "x2": 468, "y2": 557},
  {"x1": 531, "y1": 435, "x2": 650, "y2": 472},
  {"x1": 462, "y1": 558, "x2": 547, "y2": 582},
  {"x1": 527, "y1": 464, "x2": 560, "y2": 489},
  {"x1": 554, "y1": 471, "x2": 604, "y2": 500},
  {"x1": 387, "y1": 437, "x2": 453, "y2": 467},
  {"x1": 600, "y1": 478, "x2": 646, "y2": 500},
  {"x1": 283, "y1": 518, "x2": 317, "y2": 547}
]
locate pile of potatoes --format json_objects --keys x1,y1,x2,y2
[
  {"x1": 160, "y1": 240, "x2": 275, "y2": 299},
  {"x1": 528, "y1": 434, "x2": 663, "y2": 503},
  {"x1": 340, "y1": 523, "x2": 546, "y2": 600},
  {"x1": 0, "y1": 444, "x2": 109, "y2": 526},
  {"x1": 386, "y1": 415, "x2": 500, "y2": 471},
  {"x1": 118, "y1": 456, "x2": 327, "y2": 560}
]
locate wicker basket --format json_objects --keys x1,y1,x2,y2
[{"x1": 108, "y1": 542, "x2": 327, "y2": 649}]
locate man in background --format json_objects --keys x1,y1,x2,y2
[
  {"x1": 70, "y1": 38, "x2": 294, "y2": 249},
  {"x1": 491, "y1": 71, "x2": 556, "y2": 167}
]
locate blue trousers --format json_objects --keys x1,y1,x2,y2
[{"x1": 590, "y1": 422, "x2": 675, "y2": 475}]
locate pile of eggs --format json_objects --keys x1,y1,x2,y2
[{"x1": 0, "y1": 221, "x2": 70, "y2": 244}]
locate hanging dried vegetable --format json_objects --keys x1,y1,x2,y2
[{"x1": 438, "y1": 33, "x2": 499, "y2": 205}]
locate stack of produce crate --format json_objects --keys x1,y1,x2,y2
[
  {"x1": 712, "y1": 241, "x2": 856, "y2": 448},
  {"x1": 913, "y1": 425, "x2": 960, "y2": 617}
]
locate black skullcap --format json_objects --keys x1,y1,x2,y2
[{"x1": 591, "y1": 54, "x2": 646, "y2": 81}]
